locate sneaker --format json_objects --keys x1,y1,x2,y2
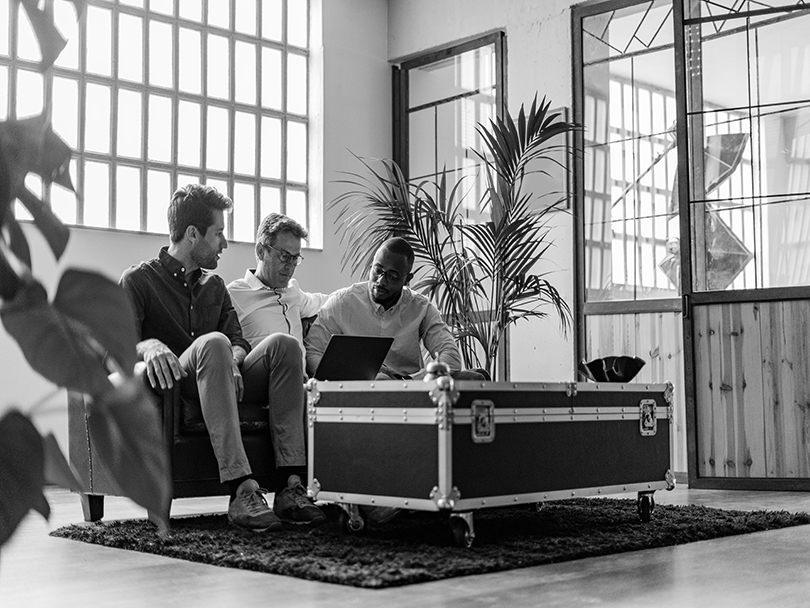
[
  {"x1": 273, "y1": 475, "x2": 326, "y2": 525},
  {"x1": 360, "y1": 505, "x2": 402, "y2": 525},
  {"x1": 227, "y1": 479, "x2": 283, "y2": 532}
]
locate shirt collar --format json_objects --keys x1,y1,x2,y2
[
  {"x1": 159, "y1": 246, "x2": 202, "y2": 283},
  {"x1": 244, "y1": 268, "x2": 289, "y2": 291}
]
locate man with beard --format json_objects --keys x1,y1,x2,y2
[
  {"x1": 120, "y1": 184, "x2": 321, "y2": 532},
  {"x1": 304, "y1": 237, "x2": 483, "y2": 381}
]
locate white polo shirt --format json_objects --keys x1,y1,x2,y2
[{"x1": 227, "y1": 270, "x2": 329, "y2": 360}]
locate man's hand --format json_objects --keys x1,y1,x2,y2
[
  {"x1": 141, "y1": 340, "x2": 187, "y2": 390},
  {"x1": 232, "y1": 358, "x2": 244, "y2": 402}
]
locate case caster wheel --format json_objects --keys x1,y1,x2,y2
[
  {"x1": 338, "y1": 509, "x2": 365, "y2": 533},
  {"x1": 449, "y1": 517, "x2": 474, "y2": 548},
  {"x1": 637, "y1": 493, "x2": 654, "y2": 523}
]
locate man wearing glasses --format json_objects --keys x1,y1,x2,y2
[
  {"x1": 304, "y1": 237, "x2": 482, "y2": 381},
  {"x1": 227, "y1": 213, "x2": 329, "y2": 525}
]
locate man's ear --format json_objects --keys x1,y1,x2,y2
[
  {"x1": 184, "y1": 224, "x2": 198, "y2": 243},
  {"x1": 405, "y1": 272, "x2": 414, "y2": 286},
  {"x1": 255, "y1": 241, "x2": 265, "y2": 261}
]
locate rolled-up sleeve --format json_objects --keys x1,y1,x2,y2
[
  {"x1": 304, "y1": 292, "x2": 343, "y2": 376},
  {"x1": 420, "y1": 302, "x2": 462, "y2": 371}
]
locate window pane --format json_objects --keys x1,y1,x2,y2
[
  {"x1": 179, "y1": 27, "x2": 202, "y2": 94},
  {"x1": 234, "y1": 112, "x2": 256, "y2": 175},
  {"x1": 148, "y1": 94, "x2": 173, "y2": 162},
  {"x1": 16, "y1": 6, "x2": 39, "y2": 62},
  {"x1": 117, "y1": 89, "x2": 143, "y2": 158},
  {"x1": 149, "y1": 20, "x2": 173, "y2": 88},
  {"x1": 261, "y1": 47, "x2": 282, "y2": 110},
  {"x1": 16, "y1": 69, "x2": 43, "y2": 118},
  {"x1": 208, "y1": 0, "x2": 230, "y2": 29},
  {"x1": 146, "y1": 170, "x2": 171, "y2": 233},
  {"x1": 206, "y1": 106, "x2": 230, "y2": 171},
  {"x1": 53, "y1": 1, "x2": 79, "y2": 69},
  {"x1": 287, "y1": 52, "x2": 306, "y2": 115},
  {"x1": 409, "y1": 44, "x2": 495, "y2": 108},
  {"x1": 86, "y1": 6, "x2": 112, "y2": 77},
  {"x1": 235, "y1": 0, "x2": 256, "y2": 35},
  {"x1": 52, "y1": 77, "x2": 79, "y2": 149},
  {"x1": 116, "y1": 165, "x2": 142, "y2": 231},
  {"x1": 177, "y1": 173, "x2": 199, "y2": 189},
  {"x1": 51, "y1": 161, "x2": 78, "y2": 224},
  {"x1": 261, "y1": 185, "x2": 281, "y2": 218},
  {"x1": 0, "y1": 0, "x2": 8, "y2": 57},
  {"x1": 261, "y1": 116, "x2": 281, "y2": 178},
  {"x1": 119, "y1": 0, "x2": 144, "y2": 7},
  {"x1": 207, "y1": 34, "x2": 230, "y2": 99},
  {"x1": 286, "y1": 188, "x2": 307, "y2": 228},
  {"x1": 85, "y1": 83, "x2": 111, "y2": 154},
  {"x1": 0, "y1": 67, "x2": 7, "y2": 119},
  {"x1": 119, "y1": 13, "x2": 143, "y2": 83},
  {"x1": 84, "y1": 161, "x2": 110, "y2": 228},
  {"x1": 287, "y1": 120, "x2": 306, "y2": 183},
  {"x1": 179, "y1": 0, "x2": 202, "y2": 22},
  {"x1": 235, "y1": 41, "x2": 257, "y2": 104},
  {"x1": 288, "y1": 0, "x2": 307, "y2": 48},
  {"x1": 408, "y1": 108, "x2": 435, "y2": 180},
  {"x1": 233, "y1": 182, "x2": 255, "y2": 242},
  {"x1": 151, "y1": 0, "x2": 173, "y2": 16},
  {"x1": 177, "y1": 100, "x2": 201, "y2": 167},
  {"x1": 262, "y1": 0, "x2": 282, "y2": 41}
]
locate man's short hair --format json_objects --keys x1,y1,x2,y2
[
  {"x1": 168, "y1": 184, "x2": 232, "y2": 243},
  {"x1": 256, "y1": 213, "x2": 308, "y2": 247},
  {"x1": 381, "y1": 237, "x2": 415, "y2": 269}
]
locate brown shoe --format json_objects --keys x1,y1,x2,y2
[
  {"x1": 273, "y1": 475, "x2": 326, "y2": 525},
  {"x1": 228, "y1": 479, "x2": 283, "y2": 532}
]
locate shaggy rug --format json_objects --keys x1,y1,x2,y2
[{"x1": 50, "y1": 498, "x2": 810, "y2": 588}]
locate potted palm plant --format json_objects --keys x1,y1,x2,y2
[{"x1": 330, "y1": 96, "x2": 579, "y2": 381}]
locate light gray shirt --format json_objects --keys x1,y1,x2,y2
[{"x1": 304, "y1": 281, "x2": 462, "y2": 378}]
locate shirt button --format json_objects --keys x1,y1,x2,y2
[
  {"x1": 181, "y1": 267, "x2": 185, "y2": 272},
  {"x1": 191, "y1": 331, "x2": 195, "y2": 336},
  {"x1": 190, "y1": 305, "x2": 194, "y2": 310},
  {"x1": 184, "y1": 283, "x2": 188, "y2": 287}
]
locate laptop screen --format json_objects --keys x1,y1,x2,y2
[{"x1": 313, "y1": 335, "x2": 394, "y2": 381}]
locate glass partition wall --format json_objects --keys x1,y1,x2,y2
[
  {"x1": 574, "y1": 0, "x2": 810, "y2": 487},
  {"x1": 573, "y1": 1, "x2": 688, "y2": 475}
]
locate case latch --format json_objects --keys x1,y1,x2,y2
[
  {"x1": 471, "y1": 399, "x2": 495, "y2": 443},
  {"x1": 639, "y1": 399, "x2": 657, "y2": 436}
]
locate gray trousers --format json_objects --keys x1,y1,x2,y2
[{"x1": 179, "y1": 332, "x2": 305, "y2": 483}]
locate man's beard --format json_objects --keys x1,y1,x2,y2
[{"x1": 191, "y1": 242, "x2": 219, "y2": 269}]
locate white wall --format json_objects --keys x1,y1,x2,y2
[
  {"x1": 0, "y1": 0, "x2": 392, "y2": 451},
  {"x1": 388, "y1": 0, "x2": 580, "y2": 381}
]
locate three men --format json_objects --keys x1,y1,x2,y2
[{"x1": 120, "y1": 185, "x2": 323, "y2": 532}]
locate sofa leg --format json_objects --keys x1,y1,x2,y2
[{"x1": 80, "y1": 494, "x2": 104, "y2": 522}]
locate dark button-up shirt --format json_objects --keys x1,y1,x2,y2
[{"x1": 120, "y1": 247, "x2": 250, "y2": 357}]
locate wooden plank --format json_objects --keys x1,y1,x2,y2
[
  {"x1": 738, "y1": 303, "x2": 766, "y2": 477},
  {"x1": 761, "y1": 301, "x2": 784, "y2": 477},
  {"x1": 694, "y1": 305, "x2": 721, "y2": 477}
]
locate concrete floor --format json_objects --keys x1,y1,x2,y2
[{"x1": 3, "y1": 486, "x2": 810, "y2": 607}]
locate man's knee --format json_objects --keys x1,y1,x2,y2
[
  {"x1": 186, "y1": 332, "x2": 233, "y2": 372},
  {"x1": 262, "y1": 333, "x2": 301, "y2": 365}
]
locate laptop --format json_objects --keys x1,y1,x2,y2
[{"x1": 313, "y1": 335, "x2": 394, "y2": 381}]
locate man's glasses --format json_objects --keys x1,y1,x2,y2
[
  {"x1": 264, "y1": 243, "x2": 304, "y2": 266},
  {"x1": 371, "y1": 264, "x2": 405, "y2": 284}
]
